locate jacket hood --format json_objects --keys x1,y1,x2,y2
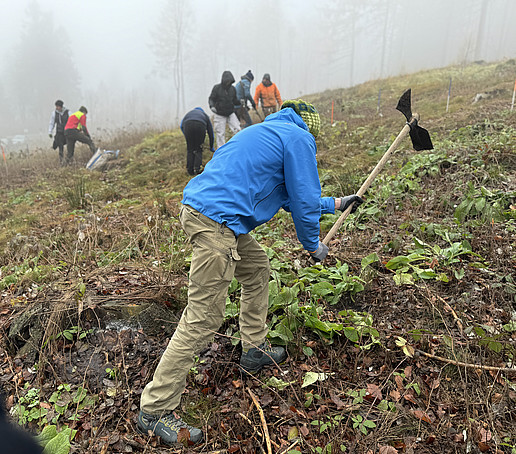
[
  {"x1": 221, "y1": 71, "x2": 235, "y2": 86},
  {"x1": 264, "y1": 108, "x2": 309, "y2": 133}
]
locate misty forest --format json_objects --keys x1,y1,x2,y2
[{"x1": 0, "y1": 0, "x2": 516, "y2": 453}]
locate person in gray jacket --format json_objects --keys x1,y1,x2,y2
[{"x1": 48, "y1": 100, "x2": 69, "y2": 165}]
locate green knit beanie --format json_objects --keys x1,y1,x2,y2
[{"x1": 281, "y1": 99, "x2": 320, "y2": 138}]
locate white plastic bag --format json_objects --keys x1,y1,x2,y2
[{"x1": 86, "y1": 148, "x2": 120, "y2": 171}]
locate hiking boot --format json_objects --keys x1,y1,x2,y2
[
  {"x1": 137, "y1": 410, "x2": 203, "y2": 446},
  {"x1": 240, "y1": 340, "x2": 287, "y2": 374}
]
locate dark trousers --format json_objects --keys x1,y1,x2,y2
[
  {"x1": 183, "y1": 120, "x2": 206, "y2": 175},
  {"x1": 236, "y1": 106, "x2": 253, "y2": 128},
  {"x1": 64, "y1": 129, "x2": 96, "y2": 164},
  {"x1": 52, "y1": 132, "x2": 67, "y2": 164}
]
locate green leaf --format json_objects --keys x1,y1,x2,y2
[
  {"x1": 43, "y1": 432, "x2": 71, "y2": 454},
  {"x1": 302, "y1": 346, "x2": 314, "y2": 357},
  {"x1": 37, "y1": 425, "x2": 58, "y2": 447},
  {"x1": 503, "y1": 321, "x2": 516, "y2": 332},
  {"x1": 393, "y1": 273, "x2": 414, "y2": 285},
  {"x1": 343, "y1": 326, "x2": 359, "y2": 343},
  {"x1": 385, "y1": 256, "x2": 410, "y2": 270},
  {"x1": 302, "y1": 371, "x2": 331, "y2": 388},
  {"x1": 361, "y1": 252, "x2": 379, "y2": 270},
  {"x1": 264, "y1": 376, "x2": 294, "y2": 391}
]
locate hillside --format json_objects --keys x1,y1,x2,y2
[{"x1": 0, "y1": 60, "x2": 515, "y2": 454}]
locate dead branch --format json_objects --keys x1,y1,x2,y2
[
  {"x1": 248, "y1": 388, "x2": 272, "y2": 454},
  {"x1": 417, "y1": 349, "x2": 516, "y2": 374}
]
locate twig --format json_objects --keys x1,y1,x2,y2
[
  {"x1": 417, "y1": 349, "x2": 516, "y2": 374},
  {"x1": 279, "y1": 439, "x2": 299, "y2": 454},
  {"x1": 248, "y1": 388, "x2": 272, "y2": 454},
  {"x1": 435, "y1": 294, "x2": 464, "y2": 334}
]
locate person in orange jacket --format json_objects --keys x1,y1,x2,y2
[
  {"x1": 253, "y1": 73, "x2": 282, "y2": 118},
  {"x1": 64, "y1": 106, "x2": 96, "y2": 165}
]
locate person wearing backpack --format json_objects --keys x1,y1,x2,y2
[{"x1": 234, "y1": 70, "x2": 256, "y2": 128}]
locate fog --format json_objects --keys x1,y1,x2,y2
[{"x1": 0, "y1": 0, "x2": 515, "y2": 141}]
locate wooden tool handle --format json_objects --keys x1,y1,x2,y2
[{"x1": 322, "y1": 117, "x2": 417, "y2": 245}]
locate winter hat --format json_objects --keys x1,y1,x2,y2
[
  {"x1": 263, "y1": 73, "x2": 271, "y2": 81},
  {"x1": 281, "y1": 99, "x2": 321, "y2": 138},
  {"x1": 243, "y1": 70, "x2": 254, "y2": 82}
]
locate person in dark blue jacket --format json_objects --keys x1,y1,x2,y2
[
  {"x1": 234, "y1": 70, "x2": 256, "y2": 128},
  {"x1": 137, "y1": 99, "x2": 363, "y2": 446},
  {"x1": 180, "y1": 107, "x2": 215, "y2": 175}
]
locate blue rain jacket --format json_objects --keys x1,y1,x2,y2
[{"x1": 181, "y1": 108, "x2": 335, "y2": 251}]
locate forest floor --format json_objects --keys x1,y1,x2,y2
[{"x1": 0, "y1": 60, "x2": 516, "y2": 453}]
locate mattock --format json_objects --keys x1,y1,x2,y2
[{"x1": 323, "y1": 89, "x2": 434, "y2": 245}]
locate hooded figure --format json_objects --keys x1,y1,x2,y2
[
  {"x1": 254, "y1": 73, "x2": 282, "y2": 118},
  {"x1": 208, "y1": 71, "x2": 241, "y2": 148},
  {"x1": 234, "y1": 70, "x2": 257, "y2": 128}
]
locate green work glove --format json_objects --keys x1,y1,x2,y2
[
  {"x1": 336, "y1": 195, "x2": 364, "y2": 213},
  {"x1": 309, "y1": 241, "x2": 328, "y2": 262}
]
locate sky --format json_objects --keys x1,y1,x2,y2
[{"x1": 0, "y1": 0, "x2": 515, "y2": 138}]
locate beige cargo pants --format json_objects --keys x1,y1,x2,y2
[{"x1": 140, "y1": 204, "x2": 270, "y2": 415}]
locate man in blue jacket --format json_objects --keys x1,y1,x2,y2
[
  {"x1": 180, "y1": 107, "x2": 215, "y2": 175},
  {"x1": 137, "y1": 100, "x2": 363, "y2": 446}
]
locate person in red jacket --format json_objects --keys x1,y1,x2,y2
[
  {"x1": 64, "y1": 106, "x2": 96, "y2": 165},
  {"x1": 253, "y1": 73, "x2": 282, "y2": 118}
]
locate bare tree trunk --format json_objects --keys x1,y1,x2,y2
[
  {"x1": 379, "y1": 2, "x2": 390, "y2": 78},
  {"x1": 474, "y1": 0, "x2": 488, "y2": 60}
]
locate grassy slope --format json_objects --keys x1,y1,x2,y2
[{"x1": 0, "y1": 59, "x2": 515, "y2": 453}]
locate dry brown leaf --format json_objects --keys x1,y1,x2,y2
[
  {"x1": 404, "y1": 366, "x2": 412, "y2": 378},
  {"x1": 178, "y1": 427, "x2": 191, "y2": 445},
  {"x1": 379, "y1": 446, "x2": 398, "y2": 454},
  {"x1": 329, "y1": 389, "x2": 346, "y2": 409},
  {"x1": 478, "y1": 442, "x2": 490, "y2": 452},
  {"x1": 395, "y1": 374, "x2": 404, "y2": 392},
  {"x1": 412, "y1": 410, "x2": 432, "y2": 423},
  {"x1": 479, "y1": 427, "x2": 492, "y2": 442},
  {"x1": 389, "y1": 390, "x2": 401, "y2": 401},
  {"x1": 367, "y1": 383, "x2": 382, "y2": 400},
  {"x1": 404, "y1": 392, "x2": 417, "y2": 405}
]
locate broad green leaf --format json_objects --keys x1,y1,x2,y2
[
  {"x1": 393, "y1": 273, "x2": 414, "y2": 285},
  {"x1": 264, "y1": 376, "x2": 294, "y2": 390},
  {"x1": 301, "y1": 371, "x2": 329, "y2": 388},
  {"x1": 37, "y1": 425, "x2": 58, "y2": 447},
  {"x1": 361, "y1": 252, "x2": 380, "y2": 270},
  {"x1": 385, "y1": 256, "x2": 410, "y2": 270}
]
